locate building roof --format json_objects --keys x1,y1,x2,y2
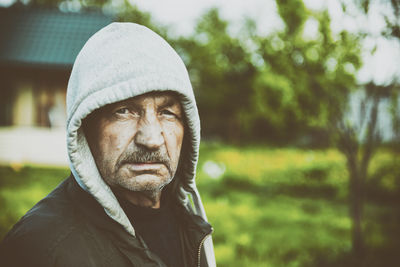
[{"x1": 0, "y1": 5, "x2": 113, "y2": 69}]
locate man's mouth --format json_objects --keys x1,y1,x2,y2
[{"x1": 124, "y1": 162, "x2": 165, "y2": 172}]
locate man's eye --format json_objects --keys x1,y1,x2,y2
[
  {"x1": 160, "y1": 110, "x2": 176, "y2": 117},
  {"x1": 115, "y1": 108, "x2": 129, "y2": 115}
]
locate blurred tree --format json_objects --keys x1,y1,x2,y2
[
  {"x1": 250, "y1": 0, "x2": 362, "y2": 144},
  {"x1": 176, "y1": 1, "x2": 362, "y2": 145},
  {"x1": 336, "y1": 0, "x2": 400, "y2": 262},
  {"x1": 333, "y1": 81, "x2": 399, "y2": 265},
  {"x1": 350, "y1": 0, "x2": 400, "y2": 148},
  {"x1": 173, "y1": 8, "x2": 257, "y2": 143},
  {"x1": 333, "y1": 83, "x2": 388, "y2": 263}
]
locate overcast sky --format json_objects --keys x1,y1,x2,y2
[{"x1": 1, "y1": 0, "x2": 399, "y2": 85}]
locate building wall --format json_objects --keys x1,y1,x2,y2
[
  {"x1": 10, "y1": 82, "x2": 66, "y2": 128},
  {"x1": 12, "y1": 83, "x2": 36, "y2": 126}
]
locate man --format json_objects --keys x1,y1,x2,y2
[{"x1": 0, "y1": 22, "x2": 215, "y2": 267}]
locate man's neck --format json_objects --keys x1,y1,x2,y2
[{"x1": 114, "y1": 188, "x2": 162, "y2": 209}]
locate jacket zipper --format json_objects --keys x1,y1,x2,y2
[{"x1": 197, "y1": 228, "x2": 213, "y2": 267}]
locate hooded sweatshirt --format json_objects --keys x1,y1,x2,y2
[{"x1": 66, "y1": 22, "x2": 215, "y2": 266}]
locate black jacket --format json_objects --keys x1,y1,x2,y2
[{"x1": 0, "y1": 176, "x2": 212, "y2": 267}]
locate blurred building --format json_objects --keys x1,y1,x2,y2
[
  {"x1": 0, "y1": 4, "x2": 112, "y2": 165},
  {"x1": 0, "y1": 4, "x2": 112, "y2": 127}
]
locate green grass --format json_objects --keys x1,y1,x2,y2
[
  {"x1": 0, "y1": 166, "x2": 69, "y2": 237},
  {"x1": 1, "y1": 145, "x2": 399, "y2": 266}
]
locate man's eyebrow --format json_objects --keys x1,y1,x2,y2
[
  {"x1": 158, "y1": 97, "x2": 181, "y2": 110},
  {"x1": 113, "y1": 100, "x2": 141, "y2": 110}
]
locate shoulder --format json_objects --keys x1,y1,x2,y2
[{"x1": 0, "y1": 178, "x2": 101, "y2": 266}]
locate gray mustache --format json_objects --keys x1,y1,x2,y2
[{"x1": 117, "y1": 147, "x2": 172, "y2": 173}]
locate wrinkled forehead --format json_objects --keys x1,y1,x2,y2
[{"x1": 113, "y1": 91, "x2": 183, "y2": 109}]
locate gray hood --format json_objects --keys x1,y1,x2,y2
[{"x1": 66, "y1": 22, "x2": 215, "y2": 266}]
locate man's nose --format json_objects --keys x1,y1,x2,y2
[{"x1": 134, "y1": 117, "x2": 164, "y2": 150}]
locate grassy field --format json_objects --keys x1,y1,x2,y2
[{"x1": 1, "y1": 144, "x2": 399, "y2": 266}]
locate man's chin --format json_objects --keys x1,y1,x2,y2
[{"x1": 117, "y1": 172, "x2": 173, "y2": 191}]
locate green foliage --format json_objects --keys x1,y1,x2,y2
[
  {"x1": 1, "y1": 147, "x2": 399, "y2": 266},
  {"x1": 276, "y1": 0, "x2": 308, "y2": 35},
  {"x1": 173, "y1": 4, "x2": 362, "y2": 144},
  {"x1": 248, "y1": 10, "x2": 361, "y2": 144},
  {"x1": 173, "y1": 8, "x2": 257, "y2": 142}
]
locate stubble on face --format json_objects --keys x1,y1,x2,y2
[
  {"x1": 91, "y1": 135, "x2": 180, "y2": 208},
  {"x1": 84, "y1": 92, "x2": 185, "y2": 208},
  {"x1": 111, "y1": 145, "x2": 177, "y2": 192}
]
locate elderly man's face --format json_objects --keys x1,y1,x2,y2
[{"x1": 85, "y1": 92, "x2": 184, "y2": 194}]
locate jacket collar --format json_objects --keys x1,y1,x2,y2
[{"x1": 66, "y1": 175, "x2": 212, "y2": 266}]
